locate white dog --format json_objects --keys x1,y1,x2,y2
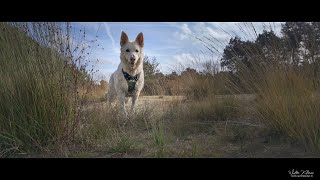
[{"x1": 106, "y1": 31, "x2": 145, "y2": 117}]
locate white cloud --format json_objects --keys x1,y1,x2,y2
[
  {"x1": 207, "y1": 22, "x2": 284, "y2": 41},
  {"x1": 174, "y1": 23, "x2": 193, "y2": 40},
  {"x1": 144, "y1": 49, "x2": 165, "y2": 58},
  {"x1": 173, "y1": 53, "x2": 193, "y2": 63},
  {"x1": 171, "y1": 53, "x2": 197, "y2": 72},
  {"x1": 173, "y1": 23, "x2": 232, "y2": 47},
  {"x1": 103, "y1": 22, "x2": 120, "y2": 54},
  {"x1": 95, "y1": 58, "x2": 118, "y2": 65},
  {"x1": 180, "y1": 24, "x2": 192, "y2": 34}
]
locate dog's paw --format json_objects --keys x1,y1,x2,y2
[
  {"x1": 121, "y1": 111, "x2": 128, "y2": 119},
  {"x1": 116, "y1": 113, "x2": 129, "y2": 127}
]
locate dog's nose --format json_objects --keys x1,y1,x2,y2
[{"x1": 130, "y1": 57, "x2": 136, "y2": 61}]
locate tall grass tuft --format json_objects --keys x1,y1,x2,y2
[
  {"x1": 164, "y1": 97, "x2": 241, "y2": 137},
  {"x1": 0, "y1": 22, "x2": 93, "y2": 156},
  {"x1": 217, "y1": 24, "x2": 320, "y2": 151},
  {"x1": 189, "y1": 22, "x2": 320, "y2": 151},
  {"x1": 254, "y1": 69, "x2": 320, "y2": 151}
]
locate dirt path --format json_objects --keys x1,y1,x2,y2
[{"x1": 84, "y1": 95, "x2": 187, "y2": 112}]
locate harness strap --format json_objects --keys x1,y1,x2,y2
[{"x1": 122, "y1": 69, "x2": 140, "y2": 96}]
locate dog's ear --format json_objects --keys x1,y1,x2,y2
[
  {"x1": 135, "y1": 32, "x2": 144, "y2": 48},
  {"x1": 120, "y1": 31, "x2": 129, "y2": 47}
]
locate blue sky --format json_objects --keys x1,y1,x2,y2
[{"x1": 71, "y1": 22, "x2": 283, "y2": 82}]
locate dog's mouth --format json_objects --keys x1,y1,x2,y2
[{"x1": 129, "y1": 62, "x2": 135, "y2": 68}]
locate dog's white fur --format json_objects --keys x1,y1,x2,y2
[{"x1": 106, "y1": 31, "x2": 144, "y2": 117}]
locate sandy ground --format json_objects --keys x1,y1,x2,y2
[
  {"x1": 84, "y1": 94, "x2": 257, "y2": 112},
  {"x1": 84, "y1": 95, "x2": 187, "y2": 112}
]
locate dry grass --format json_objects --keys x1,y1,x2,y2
[
  {"x1": 58, "y1": 95, "x2": 319, "y2": 158},
  {"x1": 253, "y1": 70, "x2": 320, "y2": 152},
  {"x1": 0, "y1": 22, "x2": 96, "y2": 157},
  {"x1": 0, "y1": 23, "x2": 77, "y2": 156}
]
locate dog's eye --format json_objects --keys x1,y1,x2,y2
[
  {"x1": 135, "y1": 49, "x2": 139, "y2": 52},
  {"x1": 126, "y1": 49, "x2": 130, "y2": 52}
]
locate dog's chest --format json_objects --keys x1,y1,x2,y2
[
  {"x1": 126, "y1": 80, "x2": 136, "y2": 97},
  {"x1": 122, "y1": 69, "x2": 140, "y2": 97}
]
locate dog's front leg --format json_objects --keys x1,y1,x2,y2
[
  {"x1": 131, "y1": 92, "x2": 140, "y2": 114},
  {"x1": 117, "y1": 93, "x2": 128, "y2": 118}
]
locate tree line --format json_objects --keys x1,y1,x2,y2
[{"x1": 96, "y1": 22, "x2": 320, "y2": 97}]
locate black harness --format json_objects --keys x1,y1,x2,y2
[{"x1": 122, "y1": 69, "x2": 140, "y2": 96}]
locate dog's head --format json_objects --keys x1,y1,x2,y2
[{"x1": 120, "y1": 31, "x2": 144, "y2": 70}]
